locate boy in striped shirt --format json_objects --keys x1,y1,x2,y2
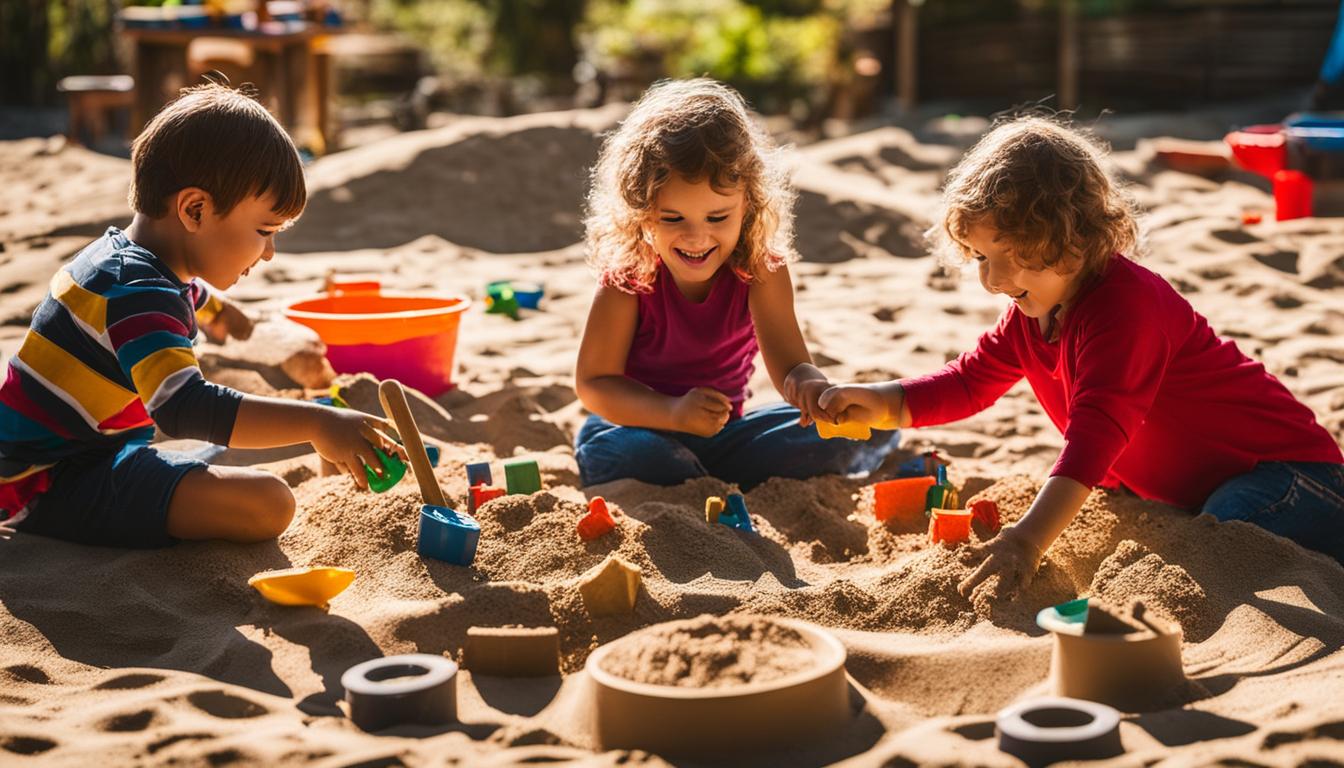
[{"x1": 0, "y1": 83, "x2": 403, "y2": 547}]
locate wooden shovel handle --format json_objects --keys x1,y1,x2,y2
[{"x1": 377, "y1": 379, "x2": 447, "y2": 508}]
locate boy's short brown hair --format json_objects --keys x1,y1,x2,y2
[
  {"x1": 129, "y1": 83, "x2": 306, "y2": 220},
  {"x1": 930, "y1": 115, "x2": 1140, "y2": 285}
]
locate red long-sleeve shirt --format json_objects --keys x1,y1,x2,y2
[{"x1": 900, "y1": 255, "x2": 1342, "y2": 509}]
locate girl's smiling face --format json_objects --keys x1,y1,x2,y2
[
  {"x1": 648, "y1": 175, "x2": 745, "y2": 301},
  {"x1": 964, "y1": 222, "x2": 1080, "y2": 319}
]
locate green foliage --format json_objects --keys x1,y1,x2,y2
[
  {"x1": 580, "y1": 0, "x2": 882, "y2": 111},
  {"x1": 369, "y1": 0, "x2": 494, "y2": 78}
]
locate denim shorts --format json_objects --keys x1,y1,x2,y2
[
  {"x1": 1202, "y1": 461, "x2": 1344, "y2": 563},
  {"x1": 16, "y1": 440, "x2": 206, "y2": 548}
]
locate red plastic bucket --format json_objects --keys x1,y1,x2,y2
[
  {"x1": 1225, "y1": 124, "x2": 1286, "y2": 178},
  {"x1": 284, "y1": 279, "x2": 470, "y2": 396}
]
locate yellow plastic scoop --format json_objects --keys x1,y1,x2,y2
[
  {"x1": 816, "y1": 421, "x2": 873, "y2": 440},
  {"x1": 248, "y1": 566, "x2": 355, "y2": 609}
]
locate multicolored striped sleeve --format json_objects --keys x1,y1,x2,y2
[
  {"x1": 191, "y1": 281, "x2": 225, "y2": 324},
  {"x1": 106, "y1": 282, "x2": 242, "y2": 443}
]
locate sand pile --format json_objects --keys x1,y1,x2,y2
[{"x1": 598, "y1": 615, "x2": 814, "y2": 688}]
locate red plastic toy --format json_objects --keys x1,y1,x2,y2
[
  {"x1": 469, "y1": 483, "x2": 506, "y2": 513},
  {"x1": 929, "y1": 508, "x2": 972, "y2": 546},
  {"x1": 1273, "y1": 170, "x2": 1313, "y2": 221},
  {"x1": 578, "y1": 496, "x2": 617, "y2": 541},
  {"x1": 968, "y1": 499, "x2": 1001, "y2": 534}
]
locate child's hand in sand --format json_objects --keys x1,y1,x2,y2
[
  {"x1": 202, "y1": 299, "x2": 255, "y2": 343},
  {"x1": 671, "y1": 387, "x2": 732, "y2": 437},
  {"x1": 817, "y1": 383, "x2": 890, "y2": 427},
  {"x1": 957, "y1": 527, "x2": 1043, "y2": 603},
  {"x1": 310, "y1": 408, "x2": 406, "y2": 490}
]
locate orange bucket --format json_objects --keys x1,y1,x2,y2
[{"x1": 284, "y1": 278, "x2": 470, "y2": 396}]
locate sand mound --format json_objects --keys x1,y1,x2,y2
[{"x1": 598, "y1": 614, "x2": 814, "y2": 688}]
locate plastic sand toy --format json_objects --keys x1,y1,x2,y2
[
  {"x1": 923, "y1": 465, "x2": 958, "y2": 513},
  {"x1": 816, "y1": 420, "x2": 872, "y2": 440},
  {"x1": 465, "y1": 461, "x2": 492, "y2": 487},
  {"x1": 504, "y1": 458, "x2": 542, "y2": 494},
  {"x1": 717, "y1": 493, "x2": 756, "y2": 533},
  {"x1": 969, "y1": 498, "x2": 1001, "y2": 533},
  {"x1": 872, "y1": 476, "x2": 936, "y2": 522},
  {"x1": 469, "y1": 483, "x2": 506, "y2": 513},
  {"x1": 485, "y1": 282, "x2": 521, "y2": 319},
  {"x1": 316, "y1": 386, "x2": 407, "y2": 492},
  {"x1": 928, "y1": 507, "x2": 973, "y2": 545},
  {"x1": 704, "y1": 496, "x2": 724, "y2": 524},
  {"x1": 487, "y1": 280, "x2": 544, "y2": 310},
  {"x1": 249, "y1": 566, "x2": 355, "y2": 609},
  {"x1": 578, "y1": 496, "x2": 617, "y2": 541},
  {"x1": 378, "y1": 379, "x2": 480, "y2": 567},
  {"x1": 284, "y1": 277, "x2": 469, "y2": 396}
]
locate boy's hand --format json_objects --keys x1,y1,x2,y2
[
  {"x1": 310, "y1": 408, "x2": 406, "y2": 490},
  {"x1": 0, "y1": 521, "x2": 15, "y2": 541},
  {"x1": 671, "y1": 387, "x2": 731, "y2": 437},
  {"x1": 817, "y1": 383, "x2": 890, "y2": 427},
  {"x1": 957, "y1": 526, "x2": 1043, "y2": 604},
  {"x1": 202, "y1": 300, "x2": 255, "y2": 343},
  {"x1": 783, "y1": 364, "x2": 830, "y2": 427}
]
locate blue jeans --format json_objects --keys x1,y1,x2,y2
[
  {"x1": 575, "y1": 402, "x2": 901, "y2": 491},
  {"x1": 1202, "y1": 461, "x2": 1344, "y2": 563}
]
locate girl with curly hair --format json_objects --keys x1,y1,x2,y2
[
  {"x1": 820, "y1": 116, "x2": 1344, "y2": 595},
  {"x1": 574, "y1": 78, "x2": 899, "y2": 490}
]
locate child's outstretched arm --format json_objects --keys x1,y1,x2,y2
[
  {"x1": 747, "y1": 266, "x2": 830, "y2": 426},
  {"x1": 227, "y1": 396, "x2": 405, "y2": 490},
  {"x1": 957, "y1": 476, "x2": 1091, "y2": 602},
  {"x1": 575, "y1": 285, "x2": 731, "y2": 437}
]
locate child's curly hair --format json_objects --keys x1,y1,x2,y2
[
  {"x1": 929, "y1": 115, "x2": 1141, "y2": 286},
  {"x1": 584, "y1": 78, "x2": 797, "y2": 293}
]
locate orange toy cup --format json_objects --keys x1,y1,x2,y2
[
  {"x1": 929, "y1": 508, "x2": 973, "y2": 546},
  {"x1": 873, "y1": 476, "x2": 937, "y2": 522}
]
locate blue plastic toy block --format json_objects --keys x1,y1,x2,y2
[
  {"x1": 504, "y1": 458, "x2": 542, "y2": 495},
  {"x1": 466, "y1": 461, "x2": 492, "y2": 487},
  {"x1": 418, "y1": 505, "x2": 480, "y2": 566},
  {"x1": 717, "y1": 493, "x2": 756, "y2": 533}
]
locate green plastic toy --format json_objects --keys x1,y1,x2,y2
[
  {"x1": 504, "y1": 458, "x2": 542, "y2": 494},
  {"x1": 486, "y1": 283, "x2": 520, "y2": 319},
  {"x1": 365, "y1": 448, "x2": 407, "y2": 493}
]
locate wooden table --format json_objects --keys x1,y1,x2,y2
[{"x1": 121, "y1": 24, "x2": 336, "y2": 153}]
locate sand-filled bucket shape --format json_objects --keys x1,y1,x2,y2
[
  {"x1": 284, "y1": 279, "x2": 470, "y2": 396},
  {"x1": 586, "y1": 615, "x2": 849, "y2": 758},
  {"x1": 1037, "y1": 599, "x2": 1186, "y2": 712}
]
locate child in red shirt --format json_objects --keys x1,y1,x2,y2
[{"x1": 820, "y1": 116, "x2": 1344, "y2": 600}]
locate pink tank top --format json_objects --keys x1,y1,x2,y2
[{"x1": 624, "y1": 263, "x2": 758, "y2": 417}]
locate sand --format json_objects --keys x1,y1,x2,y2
[
  {"x1": 598, "y1": 615, "x2": 815, "y2": 688},
  {"x1": 1, "y1": 105, "x2": 1343, "y2": 766}
]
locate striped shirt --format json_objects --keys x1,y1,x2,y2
[{"x1": 0, "y1": 227, "x2": 243, "y2": 523}]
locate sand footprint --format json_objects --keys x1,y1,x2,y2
[
  {"x1": 1, "y1": 735, "x2": 57, "y2": 755},
  {"x1": 93, "y1": 672, "x2": 166, "y2": 691},
  {"x1": 3, "y1": 663, "x2": 51, "y2": 685},
  {"x1": 98, "y1": 708, "x2": 162, "y2": 733},
  {"x1": 183, "y1": 690, "x2": 269, "y2": 720}
]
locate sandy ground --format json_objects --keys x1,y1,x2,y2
[{"x1": 1, "y1": 105, "x2": 1343, "y2": 767}]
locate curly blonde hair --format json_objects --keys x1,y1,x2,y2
[
  {"x1": 928, "y1": 115, "x2": 1141, "y2": 286},
  {"x1": 584, "y1": 78, "x2": 797, "y2": 293}
]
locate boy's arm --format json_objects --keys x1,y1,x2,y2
[
  {"x1": 746, "y1": 266, "x2": 829, "y2": 425},
  {"x1": 575, "y1": 285, "x2": 698, "y2": 432},
  {"x1": 229, "y1": 395, "x2": 403, "y2": 487}
]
